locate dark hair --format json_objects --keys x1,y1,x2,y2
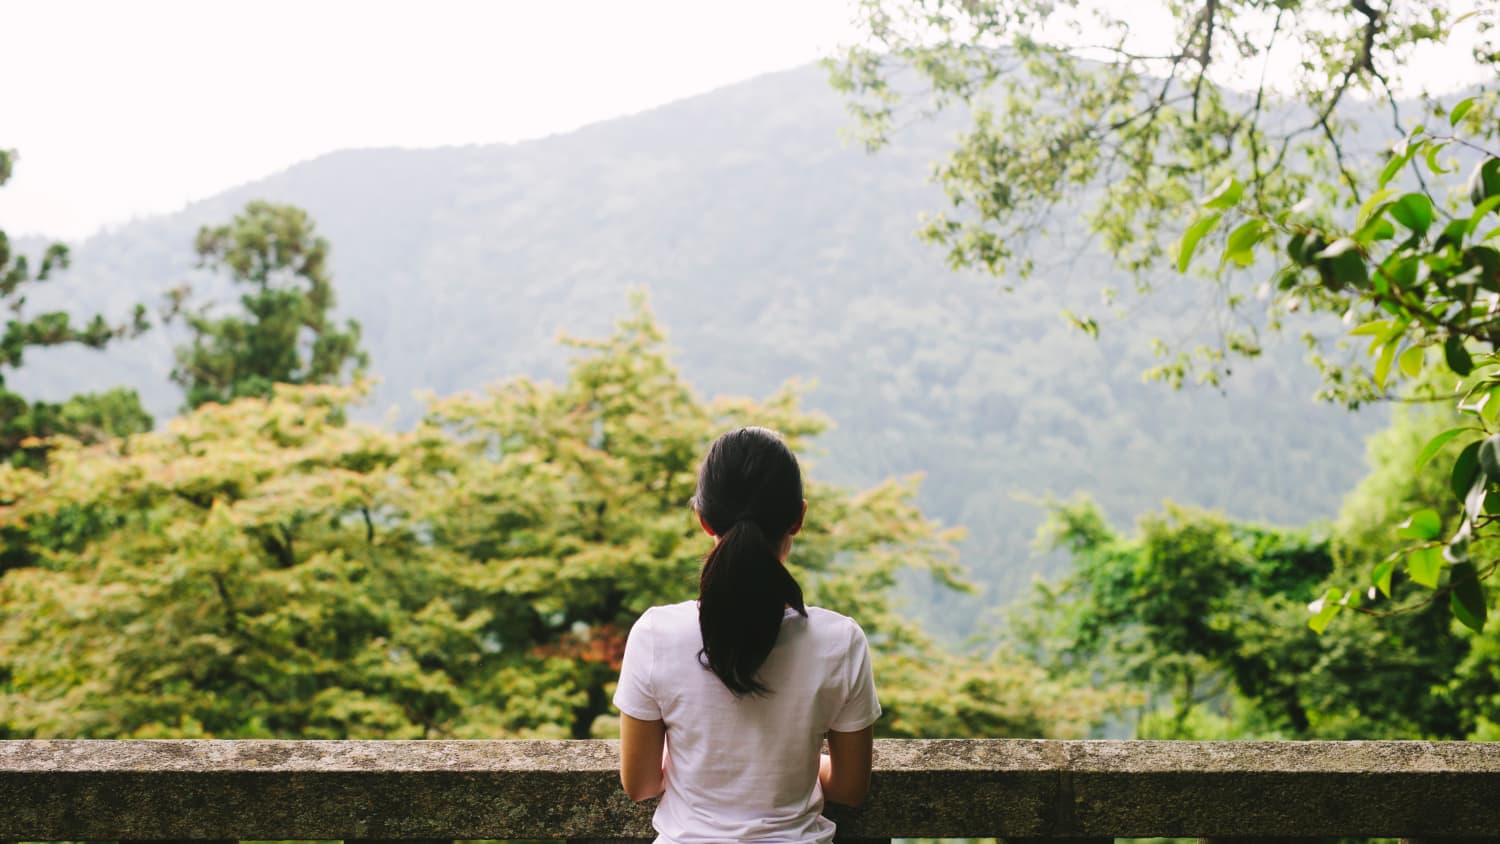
[{"x1": 691, "y1": 426, "x2": 807, "y2": 697}]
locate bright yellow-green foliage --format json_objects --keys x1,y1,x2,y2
[{"x1": 0, "y1": 299, "x2": 1114, "y2": 740}]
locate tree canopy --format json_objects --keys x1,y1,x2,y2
[
  {"x1": 0, "y1": 299, "x2": 1117, "y2": 740},
  {"x1": 1015, "y1": 492, "x2": 1472, "y2": 739}
]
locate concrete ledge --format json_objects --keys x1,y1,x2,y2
[{"x1": 2, "y1": 739, "x2": 1499, "y2": 839}]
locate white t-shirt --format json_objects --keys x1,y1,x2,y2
[{"x1": 612, "y1": 600, "x2": 882, "y2": 844}]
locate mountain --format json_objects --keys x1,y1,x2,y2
[{"x1": 12, "y1": 63, "x2": 1385, "y2": 634}]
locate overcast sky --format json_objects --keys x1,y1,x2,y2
[
  {"x1": 2, "y1": 0, "x2": 1488, "y2": 240},
  {"x1": 1, "y1": 0, "x2": 863, "y2": 239}
]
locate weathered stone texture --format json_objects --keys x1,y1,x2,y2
[{"x1": 2, "y1": 739, "x2": 1498, "y2": 840}]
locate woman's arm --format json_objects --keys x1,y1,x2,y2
[
  {"x1": 819, "y1": 725, "x2": 874, "y2": 807},
  {"x1": 619, "y1": 712, "x2": 668, "y2": 801}
]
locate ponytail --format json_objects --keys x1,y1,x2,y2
[{"x1": 691, "y1": 427, "x2": 807, "y2": 697}]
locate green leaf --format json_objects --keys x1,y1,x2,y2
[
  {"x1": 1372, "y1": 557, "x2": 1397, "y2": 599},
  {"x1": 1062, "y1": 309, "x2": 1100, "y2": 339},
  {"x1": 1469, "y1": 158, "x2": 1500, "y2": 206},
  {"x1": 1397, "y1": 508, "x2": 1443, "y2": 541},
  {"x1": 1467, "y1": 473, "x2": 1490, "y2": 524},
  {"x1": 1390, "y1": 193, "x2": 1435, "y2": 234},
  {"x1": 1416, "y1": 427, "x2": 1475, "y2": 472},
  {"x1": 1358, "y1": 188, "x2": 1398, "y2": 225},
  {"x1": 1450, "y1": 561, "x2": 1488, "y2": 633},
  {"x1": 1426, "y1": 141, "x2": 1454, "y2": 176},
  {"x1": 1380, "y1": 253, "x2": 1419, "y2": 290},
  {"x1": 1452, "y1": 440, "x2": 1482, "y2": 502},
  {"x1": 1399, "y1": 344, "x2": 1425, "y2": 377},
  {"x1": 1380, "y1": 155, "x2": 1407, "y2": 188},
  {"x1": 1480, "y1": 434, "x2": 1500, "y2": 483},
  {"x1": 1176, "y1": 213, "x2": 1222, "y2": 272},
  {"x1": 1315, "y1": 237, "x2": 1360, "y2": 259},
  {"x1": 1436, "y1": 217, "x2": 1470, "y2": 251},
  {"x1": 1447, "y1": 336, "x2": 1474, "y2": 375},
  {"x1": 1356, "y1": 214, "x2": 1397, "y2": 244},
  {"x1": 1374, "y1": 339, "x2": 1398, "y2": 389},
  {"x1": 1328, "y1": 250, "x2": 1369, "y2": 289},
  {"x1": 1451, "y1": 97, "x2": 1476, "y2": 127},
  {"x1": 1407, "y1": 546, "x2": 1444, "y2": 589},
  {"x1": 1350, "y1": 319, "x2": 1395, "y2": 337},
  {"x1": 1485, "y1": 490, "x2": 1500, "y2": 515},
  {"x1": 1222, "y1": 219, "x2": 1264, "y2": 267},
  {"x1": 1307, "y1": 587, "x2": 1345, "y2": 633},
  {"x1": 1363, "y1": 322, "x2": 1405, "y2": 357},
  {"x1": 1202, "y1": 177, "x2": 1244, "y2": 210},
  {"x1": 1454, "y1": 364, "x2": 1500, "y2": 397},
  {"x1": 1482, "y1": 387, "x2": 1500, "y2": 427},
  {"x1": 1467, "y1": 195, "x2": 1500, "y2": 237}
]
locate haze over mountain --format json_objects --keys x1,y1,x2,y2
[{"x1": 15, "y1": 62, "x2": 1384, "y2": 633}]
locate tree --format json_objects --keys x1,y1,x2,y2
[
  {"x1": 832, "y1": 1, "x2": 1500, "y2": 631},
  {"x1": 0, "y1": 298, "x2": 1117, "y2": 740},
  {"x1": 828, "y1": 0, "x2": 1498, "y2": 396},
  {"x1": 1194, "y1": 114, "x2": 1500, "y2": 631},
  {"x1": 1014, "y1": 495, "x2": 1469, "y2": 738},
  {"x1": 0, "y1": 149, "x2": 152, "y2": 466},
  {"x1": 172, "y1": 201, "x2": 368, "y2": 409}
]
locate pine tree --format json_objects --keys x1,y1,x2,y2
[
  {"x1": 0, "y1": 148, "x2": 151, "y2": 466},
  {"x1": 172, "y1": 201, "x2": 368, "y2": 409}
]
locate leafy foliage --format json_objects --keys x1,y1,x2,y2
[
  {"x1": 828, "y1": 0, "x2": 1498, "y2": 390},
  {"x1": 1175, "y1": 109, "x2": 1500, "y2": 629},
  {"x1": 829, "y1": 0, "x2": 1500, "y2": 631},
  {"x1": 1015, "y1": 495, "x2": 1469, "y2": 738},
  {"x1": 0, "y1": 148, "x2": 151, "y2": 465},
  {"x1": 171, "y1": 201, "x2": 368, "y2": 410},
  {"x1": 0, "y1": 299, "x2": 1115, "y2": 739}
]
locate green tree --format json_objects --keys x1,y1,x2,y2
[
  {"x1": 0, "y1": 298, "x2": 1116, "y2": 740},
  {"x1": 832, "y1": 1, "x2": 1500, "y2": 630},
  {"x1": 1195, "y1": 117, "x2": 1500, "y2": 630},
  {"x1": 1015, "y1": 495, "x2": 1469, "y2": 738},
  {"x1": 0, "y1": 149, "x2": 152, "y2": 467},
  {"x1": 172, "y1": 200, "x2": 368, "y2": 410},
  {"x1": 829, "y1": 0, "x2": 1498, "y2": 395}
]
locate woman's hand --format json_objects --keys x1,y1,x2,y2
[{"x1": 619, "y1": 713, "x2": 667, "y2": 801}]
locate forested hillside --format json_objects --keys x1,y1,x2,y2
[{"x1": 13, "y1": 63, "x2": 1383, "y2": 631}]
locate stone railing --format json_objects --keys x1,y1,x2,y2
[{"x1": 3, "y1": 739, "x2": 1500, "y2": 843}]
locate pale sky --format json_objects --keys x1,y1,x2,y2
[
  {"x1": 2, "y1": 0, "x2": 1488, "y2": 240},
  {"x1": 1, "y1": 0, "x2": 863, "y2": 239}
]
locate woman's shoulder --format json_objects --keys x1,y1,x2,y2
[
  {"x1": 802, "y1": 605, "x2": 868, "y2": 641},
  {"x1": 637, "y1": 599, "x2": 698, "y2": 629},
  {"x1": 804, "y1": 604, "x2": 854, "y2": 623}
]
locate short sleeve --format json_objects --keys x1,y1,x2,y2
[
  {"x1": 829, "y1": 621, "x2": 881, "y2": 732},
  {"x1": 612, "y1": 609, "x2": 662, "y2": 721}
]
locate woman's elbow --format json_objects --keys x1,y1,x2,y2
[
  {"x1": 825, "y1": 780, "x2": 870, "y2": 807},
  {"x1": 620, "y1": 771, "x2": 663, "y2": 802}
]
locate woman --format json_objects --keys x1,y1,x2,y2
[{"x1": 613, "y1": 426, "x2": 879, "y2": 844}]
